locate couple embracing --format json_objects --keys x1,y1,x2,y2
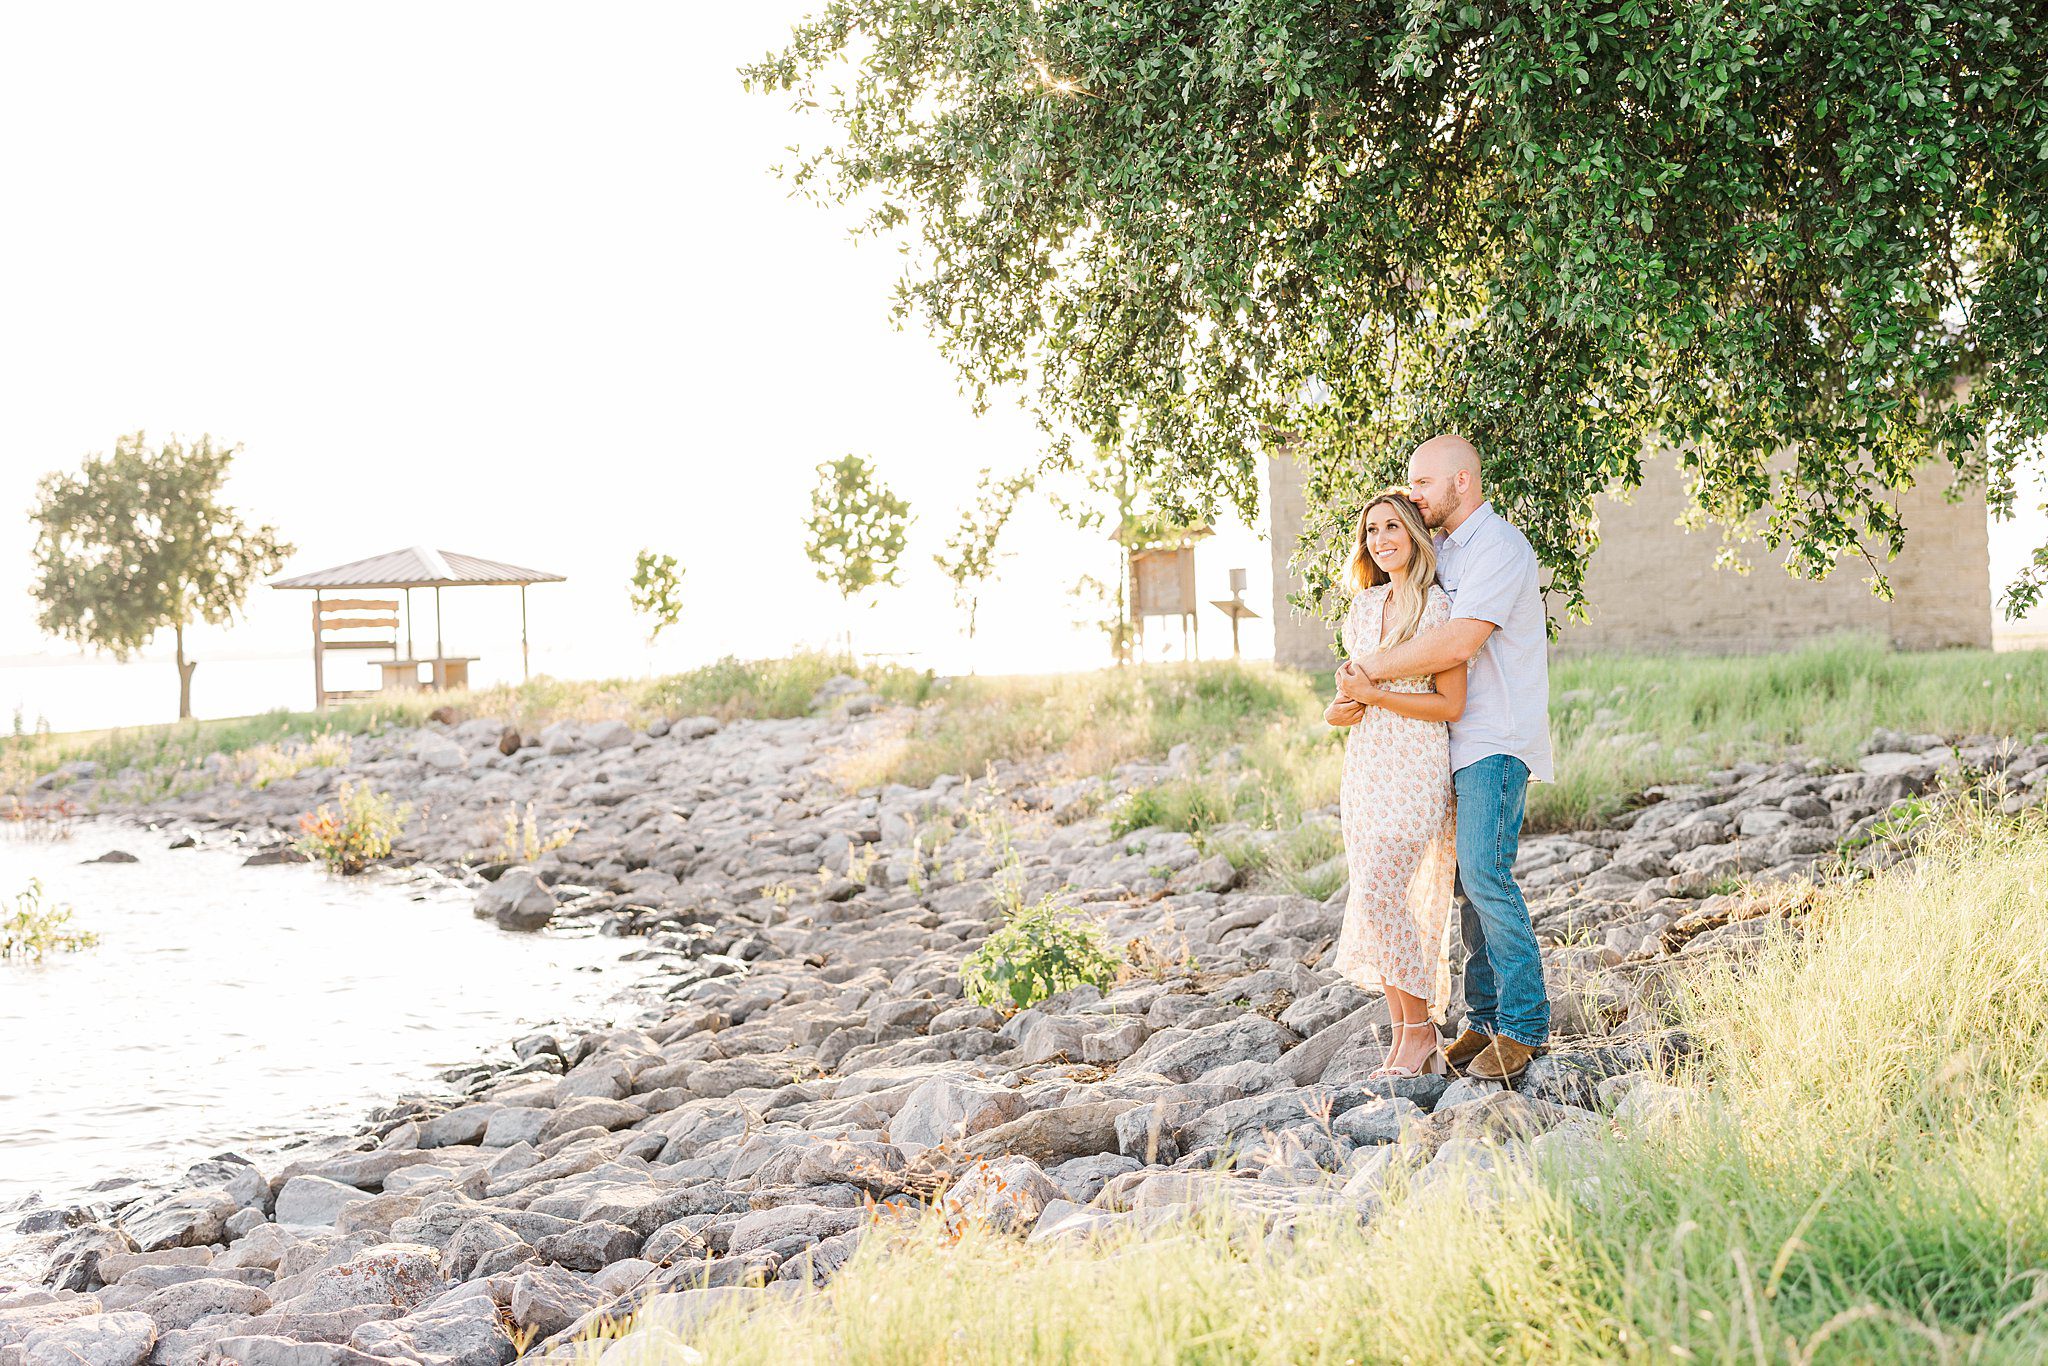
[{"x1": 1324, "y1": 434, "x2": 1554, "y2": 1084}]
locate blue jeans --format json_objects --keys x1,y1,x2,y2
[{"x1": 1453, "y1": 755, "x2": 1549, "y2": 1048}]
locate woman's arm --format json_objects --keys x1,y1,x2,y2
[{"x1": 1354, "y1": 667, "x2": 1466, "y2": 724}]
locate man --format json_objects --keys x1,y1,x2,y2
[{"x1": 1336, "y1": 433, "x2": 1554, "y2": 1081}]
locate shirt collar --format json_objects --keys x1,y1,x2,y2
[{"x1": 1445, "y1": 499, "x2": 1497, "y2": 548}]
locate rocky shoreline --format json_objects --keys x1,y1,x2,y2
[{"x1": 2, "y1": 682, "x2": 2022, "y2": 1366}]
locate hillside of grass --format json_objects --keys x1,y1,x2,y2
[
  {"x1": 602, "y1": 802, "x2": 2048, "y2": 1363},
  {"x1": 11, "y1": 636, "x2": 2048, "y2": 833}
]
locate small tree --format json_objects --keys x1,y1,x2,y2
[
  {"x1": 30, "y1": 433, "x2": 293, "y2": 720},
  {"x1": 629, "y1": 549, "x2": 686, "y2": 642},
  {"x1": 932, "y1": 467, "x2": 1033, "y2": 654},
  {"x1": 803, "y1": 455, "x2": 912, "y2": 649}
]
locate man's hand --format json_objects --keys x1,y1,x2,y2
[
  {"x1": 1324, "y1": 696, "x2": 1367, "y2": 727},
  {"x1": 1335, "y1": 659, "x2": 1382, "y2": 703}
]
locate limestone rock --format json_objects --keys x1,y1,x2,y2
[
  {"x1": 274, "y1": 1176, "x2": 374, "y2": 1228},
  {"x1": 349, "y1": 1292, "x2": 514, "y2": 1366},
  {"x1": 953, "y1": 1100, "x2": 1142, "y2": 1167},
  {"x1": 474, "y1": 868, "x2": 556, "y2": 932},
  {"x1": 19, "y1": 1313, "x2": 157, "y2": 1366},
  {"x1": 119, "y1": 1190, "x2": 238, "y2": 1253}
]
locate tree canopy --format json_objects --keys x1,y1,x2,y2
[
  {"x1": 31, "y1": 432, "x2": 292, "y2": 718},
  {"x1": 748, "y1": 1, "x2": 2047, "y2": 617},
  {"x1": 803, "y1": 454, "x2": 914, "y2": 603}
]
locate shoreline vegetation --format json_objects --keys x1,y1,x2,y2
[
  {"x1": 10, "y1": 636, "x2": 2048, "y2": 838},
  {"x1": 5, "y1": 637, "x2": 2045, "y2": 1360},
  {"x1": 657, "y1": 800, "x2": 2048, "y2": 1363}
]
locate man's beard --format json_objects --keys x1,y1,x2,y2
[{"x1": 1421, "y1": 489, "x2": 1461, "y2": 530}]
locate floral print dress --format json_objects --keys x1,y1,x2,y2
[{"x1": 1333, "y1": 581, "x2": 1458, "y2": 1018}]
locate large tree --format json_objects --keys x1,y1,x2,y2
[
  {"x1": 31, "y1": 433, "x2": 293, "y2": 719},
  {"x1": 748, "y1": 2, "x2": 2047, "y2": 619}
]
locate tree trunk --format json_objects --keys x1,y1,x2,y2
[{"x1": 174, "y1": 623, "x2": 196, "y2": 720}]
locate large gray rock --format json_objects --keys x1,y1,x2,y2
[
  {"x1": 1, "y1": 1301, "x2": 105, "y2": 1350},
  {"x1": 792, "y1": 1141, "x2": 907, "y2": 1194},
  {"x1": 954, "y1": 1100, "x2": 1142, "y2": 1167},
  {"x1": 536, "y1": 1098, "x2": 645, "y2": 1145},
  {"x1": 1333, "y1": 1096, "x2": 1425, "y2": 1146},
  {"x1": 271, "y1": 1245, "x2": 445, "y2": 1316},
  {"x1": 474, "y1": 868, "x2": 556, "y2": 932},
  {"x1": 130, "y1": 1277, "x2": 270, "y2": 1331},
  {"x1": 1045, "y1": 1153, "x2": 1140, "y2": 1204},
  {"x1": 887, "y1": 1077, "x2": 1024, "y2": 1150},
  {"x1": 533, "y1": 1221, "x2": 640, "y2": 1272},
  {"x1": 480, "y1": 1107, "x2": 550, "y2": 1148},
  {"x1": 1121, "y1": 1017, "x2": 1296, "y2": 1083},
  {"x1": 441, "y1": 1219, "x2": 527, "y2": 1282},
  {"x1": 119, "y1": 1189, "x2": 238, "y2": 1252},
  {"x1": 725, "y1": 1205, "x2": 863, "y2": 1256},
  {"x1": 207, "y1": 1337, "x2": 397, "y2": 1366},
  {"x1": 585, "y1": 720, "x2": 634, "y2": 751},
  {"x1": 20, "y1": 1312, "x2": 156, "y2": 1366},
  {"x1": 350, "y1": 1293, "x2": 514, "y2": 1366},
  {"x1": 274, "y1": 1176, "x2": 374, "y2": 1227},
  {"x1": 415, "y1": 736, "x2": 468, "y2": 772},
  {"x1": 508, "y1": 1265, "x2": 600, "y2": 1339},
  {"x1": 419, "y1": 1106, "x2": 496, "y2": 1149},
  {"x1": 942, "y1": 1157, "x2": 1061, "y2": 1233},
  {"x1": 45, "y1": 1226, "x2": 137, "y2": 1293}
]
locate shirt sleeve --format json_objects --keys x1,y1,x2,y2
[{"x1": 1446, "y1": 535, "x2": 1528, "y2": 630}]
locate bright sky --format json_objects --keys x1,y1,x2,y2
[
  {"x1": 1, "y1": 5, "x2": 2041, "y2": 732},
  {"x1": 0, "y1": 2, "x2": 1275, "y2": 729}
]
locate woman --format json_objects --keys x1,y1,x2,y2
[{"x1": 1324, "y1": 489, "x2": 1465, "y2": 1079}]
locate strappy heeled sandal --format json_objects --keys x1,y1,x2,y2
[{"x1": 1370, "y1": 1021, "x2": 1448, "y2": 1080}]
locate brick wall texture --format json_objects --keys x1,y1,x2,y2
[{"x1": 1268, "y1": 449, "x2": 1991, "y2": 668}]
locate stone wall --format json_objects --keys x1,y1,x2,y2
[{"x1": 1267, "y1": 449, "x2": 1992, "y2": 666}]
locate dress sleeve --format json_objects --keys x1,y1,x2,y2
[{"x1": 1426, "y1": 583, "x2": 1453, "y2": 627}]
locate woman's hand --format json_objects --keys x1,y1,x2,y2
[
  {"x1": 1334, "y1": 659, "x2": 1381, "y2": 704},
  {"x1": 1325, "y1": 695, "x2": 1368, "y2": 727}
]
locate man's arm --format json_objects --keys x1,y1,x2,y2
[{"x1": 1346, "y1": 618, "x2": 1493, "y2": 687}]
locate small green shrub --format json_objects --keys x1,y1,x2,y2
[
  {"x1": 2, "y1": 878, "x2": 98, "y2": 963},
  {"x1": 961, "y1": 896, "x2": 1119, "y2": 1010},
  {"x1": 296, "y1": 781, "x2": 412, "y2": 874}
]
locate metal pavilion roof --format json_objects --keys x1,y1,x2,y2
[{"x1": 270, "y1": 546, "x2": 565, "y2": 591}]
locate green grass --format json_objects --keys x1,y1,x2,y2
[
  {"x1": 18, "y1": 637, "x2": 2048, "y2": 837},
  {"x1": 829, "y1": 663, "x2": 1323, "y2": 790},
  {"x1": 598, "y1": 801, "x2": 2048, "y2": 1362},
  {"x1": 1539, "y1": 634, "x2": 2048, "y2": 827},
  {"x1": 1, "y1": 652, "x2": 933, "y2": 802}
]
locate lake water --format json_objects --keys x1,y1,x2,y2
[{"x1": 0, "y1": 821, "x2": 653, "y2": 1278}]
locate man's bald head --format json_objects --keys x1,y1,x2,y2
[{"x1": 1406, "y1": 434, "x2": 1483, "y2": 532}]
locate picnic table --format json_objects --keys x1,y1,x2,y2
[{"x1": 376, "y1": 656, "x2": 478, "y2": 693}]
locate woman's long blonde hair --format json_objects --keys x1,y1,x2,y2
[{"x1": 1345, "y1": 488, "x2": 1438, "y2": 647}]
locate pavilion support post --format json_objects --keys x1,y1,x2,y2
[
  {"x1": 312, "y1": 592, "x2": 326, "y2": 711},
  {"x1": 435, "y1": 586, "x2": 444, "y2": 659},
  {"x1": 520, "y1": 584, "x2": 530, "y2": 681},
  {"x1": 404, "y1": 587, "x2": 415, "y2": 661}
]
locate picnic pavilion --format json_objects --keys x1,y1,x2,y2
[{"x1": 270, "y1": 546, "x2": 564, "y2": 710}]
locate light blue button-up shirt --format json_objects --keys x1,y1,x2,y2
[{"x1": 1434, "y1": 501, "x2": 1554, "y2": 783}]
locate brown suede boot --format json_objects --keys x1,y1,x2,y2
[
  {"x1": 1466, "y1": 1036, "x2": 1546, "y2": 1083},
  {"x1": 1443, "y1": 1028, "x2": 1493, "y2": 1075}
]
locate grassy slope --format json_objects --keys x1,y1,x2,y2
[
  {"x1": 11, "y1": 636, "x2": 2048, "y2": 831},
  {"x1": 0, "y1": 654, "x2": 937, "y2": 802},
  {"x1": 645, "y1": 805, "x2": 2048, "y2": 1363}
]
